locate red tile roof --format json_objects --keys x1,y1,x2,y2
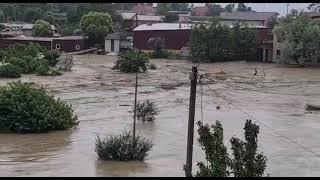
[{"x1": 192, "y1": 7, "x2": 209, "y2": 16}]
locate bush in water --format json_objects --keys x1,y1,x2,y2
[
  {"x1": 95, "y1": 130, "x2": 153, "y2": 161},
  {"x1": 113, "y1": 49, "x2": 149, "y2": 73},
  {"x1": 0, "y1": 63, "x2": 22, "y2": 78},
  {"x1": 136, "y1": 100, "x2": 159, "y2": 121},
  {"x1": 0, "y1": 81, "x2": 78, "y2": 133}
]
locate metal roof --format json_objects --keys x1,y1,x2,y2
[
  {"x1": 133, "y1": 23, "x2": 192, "y2": 31},
  {"x1": 120, "y1": 12, "x2": 137, "y2": 20},
  {"x1": 137, "y1": 15, "x2": 163, "y2": 21},
  {"x1": 54, "y1": 36, "x2": 87, "y2": 40},
  {"x1": 5, "y1": 36, "x2": 53, "y2": 41},
  {"x1": 219, "y1": 12, "x2": 279, "y2": 21}
]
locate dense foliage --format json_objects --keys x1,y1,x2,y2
[
  {"x1": 95, "y1": 130, "x2": 153, "y2": 161},
  {"x1": 275, "y1": 10, "x2": 320, "y2": 65},
  {"x1": 0, "y1": 63, "x2": 22, "y2": 78},
  {"x1": 0, "y1": 81, "x2": 78, "y2": 133},
  {"x1": 0, "y1": 43, "x2": 61, "y2": 76},
  {"x1": 32, "y1": 19, "x2": 53, "y2": 37},
  {"x1": 80, "y1": 11, "x2": 114, "y2": 46},
  {"x1": 196, "y1": 120, "x2": 267, "y2": 177},
  {"x1": 136, "y1": 100, "x2": 159, "y2": 121},
  {"x1": 190, "y1": 20, "x2": 257, "y2": 62},
  {"x1": 113, "y1": 49, "x2": 149, "y2": 73}
]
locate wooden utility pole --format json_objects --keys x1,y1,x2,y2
[
  {"x1": 184, "y1": 66, "x2": 198, "y2": 177},
  {"x1": 132, "y1": 50, "x2": 140, "y2": 147}
]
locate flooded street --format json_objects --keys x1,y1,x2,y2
[{"x1": 1, "y1": 54, "x2": 320, "y2": 176}]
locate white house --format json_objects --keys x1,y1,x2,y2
[{"x1": 105, "y1": 32, "x2": 133, "y2": 54}]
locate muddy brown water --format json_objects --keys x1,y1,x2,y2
[{"x1": 1, "y1": 54, "x2": 320, "y2": 176}]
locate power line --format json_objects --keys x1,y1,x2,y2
[{"x1": 204, "y1": 83, "x2": 320, "y2": 158}]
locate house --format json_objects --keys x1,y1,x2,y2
[
  {"x1": 133, "y1": 23, "x2": 192, "y2": 52},
  {"x1": 0, "y1": 36, "x2": 89, "y2": 53},
  {"x1": 191, "y1": 7, "x2": 209, "y2": 16},
  {"x1": 105, "y1": 32, "x2": 133, "y2": 54},
  {"x1": 131, "y1": 3, "x2": 156, "y2": 15},
  {"x1": 119, "y1": 12, "x2": 164, "y2": 31},
  {"x1": 218, "y1": 12, "x2": 279, "y2": 27}
]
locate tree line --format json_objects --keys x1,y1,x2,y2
[{"x1": 190, "y1": 19, "x2": 257, "y2": 62}]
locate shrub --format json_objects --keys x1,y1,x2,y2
[
  {"x1": 136, "y1": 100, "x2": 159, "y2": 121},
  {"x1": 95, "y1": 130, "x2": 153, "y2": 161},
  {"x1": 149, "y1": 63, "x2": 157, "y2": 70},
  {"x1": 44, "y1": 50, "x2": 61, "y2": 66},
  {"x1": 0, "y1": 63, "x2": 22, "y2": 78},
  {"x1": 1, "y1": 44, "x2": 62, "y2": 76},
  {"x1": 114, "y1": 49, "x2": 149, "y2": 73},
  {"x1": 0, "y1": 81, "x2": 78, "y2": 133},
  {"x1": 149, "y1": 37, "x2": 169, "y2": 59}
]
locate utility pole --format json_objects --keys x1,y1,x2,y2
[
  {"x1": 286, "y1": 3, "x2": 290, "y2": 15},
  {"x1": 132, "y1": 50, "x2": 140, "y2": 148},
  {"x1": 184, "y1": 66, "x2": 198, "y2": 177}
]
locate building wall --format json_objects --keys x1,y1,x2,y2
[
  {"x1": 133, "y1": 29, "x2": 191, "y2": 50},
  {"x1": 52, "y1": 39, "x2": 88, "y2": 53},
  {"x1": 219, "y1": 20, "x2": 265, "y2": 27},
  {"x1": 105, "y1": 39, "x2": 120, "y2": 53}
]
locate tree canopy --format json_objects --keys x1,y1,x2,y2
[
  {"x1": 32, "y1": 19, "x2": 53, "y2": 37},
  {"x1": 79, "y1": 11, "x2": 114, "y2": 46},
  {"x1": 276, "y1": 10, "x2": 320, "y2": 65}
]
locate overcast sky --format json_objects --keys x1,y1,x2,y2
[{"x1": 193, "y1": 3, "x2": 311, "y2": 17}]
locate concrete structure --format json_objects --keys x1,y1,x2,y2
[
  {"x1": 105, "y1": 32, "x2": 133, "y2": 54},
  {"x1": 0, "y1": 36, "x2": 89, "y2": 53},
  {"x1": 133, "y1": 23, "x2": 192, "y2": 51}
]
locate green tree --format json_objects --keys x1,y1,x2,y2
[
  {"x1": 196, "y1": 121, "x2": 231, "y2": 177},
  {"x1": 196, "y1": 120, "x2": 267, "y2": 177},
  {"x1": 164, "y1": 13, "x2": 179, "y2": 23},
  {"x1": 206, "y1": 3, "x2": 225, "y2": 16},
  {"x1": 225, "y1": 4, "x2": 235, "y2": 13},
  {"x1": 22, "y1": 7, "x2": 42, "y2": 23},
  {"x1": 79, "y1": 11, "x2": 114, "y2": 46},
  {"x1": 276, "y1": 10, "x2": 320, "y2": 65},
  {"x1": 308, "y1": 3, "x2": 320, "y2": 12},
  {"x1": 32, "y1": 19, "x2": 53, "y2": 37},
  {"x1": 231, "y1": 23, "x2": 257, "y2": 61},
  {"x1": 230, "y1": 120, "x2": 267, "y2": 177},
  {"x1": 236, "y1": 3, "x2": 252, "y2": 12}
]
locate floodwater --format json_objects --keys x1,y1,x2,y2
[{"x1": 1, "y1": 54, "x2": 320, "y2": 176}]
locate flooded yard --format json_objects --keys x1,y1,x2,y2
[{"x1": 1, "y1": 54, "x2": 320, "y2": 176}]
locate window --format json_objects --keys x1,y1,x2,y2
[
  {"x1": 277, "y1": 50, "x2": 281, "y2": 56},
  {"x1": 75, "y1": 44, "x2": 80, "y2": 50},
  {"x1": 55, "y1": 44, "x2": 60, "y2": 49}
]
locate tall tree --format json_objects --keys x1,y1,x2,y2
[
  {"x1": 79, "y1": 11, "x2": 114, "y2": 46},
  {"x1": 236, "y1": 3, "x2": 252, "y2": 12},
  {"x1": 32, "y1": 19, "x2": 53, "y2": 37},
  {"x1": 206, "y1": 3, "x2": 225, "y2": 16},
  {"x1": 225, "y1": 4, "x2": 235, "y2": 13},
  {"x1": 196, "y1": 121, "x2": 230, "y2": 177}
]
